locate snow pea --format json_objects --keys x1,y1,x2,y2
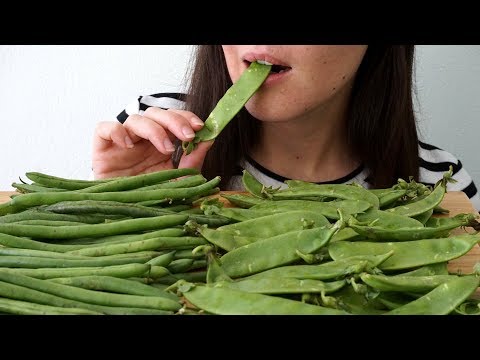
[{"x1": 182, "y1": 61, "x2": 271, "y2": 154}]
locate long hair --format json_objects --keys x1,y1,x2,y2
[{"x1": 184, "y1": 45, "x2": 418, "y2": 189}]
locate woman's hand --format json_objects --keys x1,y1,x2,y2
[{"x1": 92, "y1": 107, "x2": 213, "y2": 179}]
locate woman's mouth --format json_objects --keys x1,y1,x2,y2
[{"x1": 243, "y1": 60, "x2": 292, "y2": 85}]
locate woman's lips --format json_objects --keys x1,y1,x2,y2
[
  {"x1": 263, "y1": 68, "x2": 291, "y2": 86},
  {"x1": 242, "y1": 59, "x2": 292, "y2": 87}
]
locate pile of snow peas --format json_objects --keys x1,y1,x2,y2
[
  {"x1": 175, "y1": 167, "x2": 480, "y2": 315},
  {"x1": 0, "y1": 166, "x2": 478, "y2": 315}
]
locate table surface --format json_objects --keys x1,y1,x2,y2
[{"x1": 1, "y1": 190, "x2": 479, "y2": 299}]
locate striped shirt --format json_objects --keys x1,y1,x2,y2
[{"x1": 118, "y1": 92, "x2": 480, "y2": 212}]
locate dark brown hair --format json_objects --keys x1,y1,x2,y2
[{"x1": 185, "y1": 45, "x2": 418, "y2": 189}]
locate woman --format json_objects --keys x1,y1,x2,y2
[{"x1": 92, "y1": 45, "x2": 480, "y2": 211}]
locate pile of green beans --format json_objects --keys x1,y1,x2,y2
[
  {"x1": 0, "y1": 168, "x2": 229, "y2": 315},
  {"x1": 1, "y1": 166, "x2": 479, "y2": 315}
]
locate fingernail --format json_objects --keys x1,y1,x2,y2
[
  {"x1": 125, "y1": 136, "x2": 134, "y2": 148},
  {"x1": 191, "y1": 118, "x2": 204, "y2": 127},
  {"x1": 182, "y1": 126, "x2": 195, "y2": 139},
  {"x1": 164, "y1": 139, "x2": 175, "y2": 152}
]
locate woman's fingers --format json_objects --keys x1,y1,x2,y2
[
  {"x1": 93, "y1": 121, "x2": 133, "y2": 151},
  {"x1": 178, "y1": 140, "x2": 214, "y2": 171},
  {"x1": 123, "y1": 114, "x2": 176, "y2": 155},
  {"x1": 142, "y1": 107, "x2": 204, "y2": 142}
]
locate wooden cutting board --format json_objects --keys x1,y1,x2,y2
[{"x1": 1, "y1": 190, "x2": 480, "y2": 298}]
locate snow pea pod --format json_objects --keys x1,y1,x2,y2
[
  {"x1": 386, "y1": 167, "x2": 453, "y2": 217},
  {"x1": 328, "y1": 234, "x2": 480, "y2": 271},
  {"x1": 251, "y1": 199, "x2": 372, "y2": 220},
  {"x1": 220, "y1": 218, "x2": 345, "y2": 278},
  {"x1": 214, "y1": 277, "x2": 346, "y2": 295},
  {"x1": 386, "y1": 275, "x2": 480, "y2": 315},
  {"x1": 347, "y1": 213, "x2": 476, "y2": 241},
  {"x1": 269, "y1": 183, "x2": 380, "y2": 209},
  {"x1": 360, "y1": 273, "x2": 459, "y2": 293},
  {"x1": 182, "y1": 61, "x2": 272, "y2": 154},
  {"x1": 412, "y1": 208, "x2": 434, "y2": 224},
  {"x1": 220, "y1": 194, "x2": 265, "y2": 208},
  {"x1": 179, "y1": 282, "x2": 348, "y2": 315},
  {"x1": 354, "y1": 209, "x2": 423, "y2": 229},
  {"x1": 243, "y1": 252, "x2": 393, "y2": 281}
]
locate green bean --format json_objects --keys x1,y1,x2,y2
[
  {"x1": 136, "y1": 199, "x2": 169, "y2": 207},
  {"x1": 386, "y1": 276, "x2": 480, "y2": 315},
  {"x1": 152, "y1": 270, "x2": 207, "y2": 285},
  {"x1": 0, "y1": 232, "x2": 89, "y2": 252},
  {"x1": 268, "y1": 183, "x2": 380, "y2": 209},
  {"x1": 146, "y1": 251, "x2": 175, "y2": 267},
  {"x1": 0, "y1": 214, "x2": 188, "y2": 239},
  {"x1": 14, "y1": 219, "x2": 88, "y2": 226},
  {"x1": 220, "y1": 218, "x2": 344, "y2": 278},
  {"x1": 0, "y1": 247, "x2": 92, "y2": 259},
  {"x1": 0, "y1": 203, "x2": 13, "y2": 216},
  {"x1": 220, "y1": 194, "x2": 265, "y2": 208},
  {"x1": 0, "y1": 280, "x2": 172, "y2": 314},
  {"x1": 44, "y1": 200, "x2": 174, "y2": 217},
  {"x1": 6, "y1": 176, "x2": 221, "y2": 213},
  {"x1": 328, "y1": 234, "x2": 480, "y2": 271},
  {"x1": 0, "y1": 263, "x2": 150, "y2": 279},
  {"x1": 25, "y1": 171, "x2": 116, "y2": 190},
  {"x1": 0, "y1": 253, "x2": 156, "y2": 268},
  {"x1": 57, "y1": 227, "x2": 187, "y2": 246},
  {"x1": 47, "y1": 276, "x2": 171, "y2": 299},
  {"x1": 251, "y1": 199, "x2": 372, "y2": 220},
  {"x1": 360, "y1": 273, "x2": 459, "y2": 293},
  {"x1": 0, "y1": 271, "x2": 181, "y2": 311},
  {"x1": 215, "y1": 278, "x2": 346, "y2": 295},
  {"x1": 167, "y1": 259, "x2": 195, "y2": 274},
  {"x1": 0, "y1": 208, "x2": 111, "y2": 224},
  {"x1": 173, "y1": 249, "x2": 204, "y2": 260},
  {"x1": 137, "y1": 174, "x2": 206, "y2": 191},
  {"x1": 386, "y1": 167, "x2": 453, "y2": 217},
  {"x1": 49, "y1": 275, "x2": 179, "y2": 301},
  {"x1": 77, "y1": 168, "x2": 199, "y2": 193},
  {"x1": 145, "y1": 266, "x2": 170, "y2": 279},
  {"x1": 182, "y1": 61, "x2": 272, "y2": 154},
  {"x1": 66, "y1": 236, "x2": 207, "y2": 256},
  {"x1": 190, "y1": 260, "x2": 207, "y2": 270},
  {"x1": 160, "y1": 204, "x2": 192, "y2": 212},
  {"x1": 0, "y1": 297, "x2": 102, "y2": 315},
  {"x1": 12, "y1": 183, "x2": 67, "y2": 193},
  {"x1": 180, "y1": 282, "x2": 349, "y2": 315},
  {"x1": 243, "y1": 252, "x2": 393, "y2": 281},
  {"x1": 186, "y1": 213, "x2": 232, "y2": 227}
]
